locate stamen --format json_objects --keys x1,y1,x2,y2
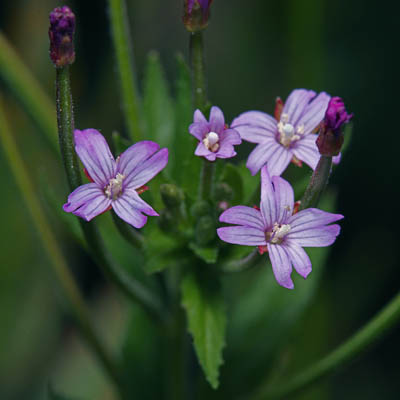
[
  {"x1": 105, "y1": 172, "x2": 125, "y2": 200},
  {"x1": 266, "y1": 222, "x2": 291, "y2": 244},
  {"x1": 203, "y1": 131, "x2": 220, "y2": 152}
]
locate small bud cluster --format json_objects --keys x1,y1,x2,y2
[
  {"x1": 49, "y1": 6, "x2": 76, "y2": 67},
  {"x1": 183, "y1": 0, "x2": 213, "y2": 32}
]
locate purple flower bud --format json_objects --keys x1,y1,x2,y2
[
  {"x1": 183, "y1": 0, "x2": 213, "y2": 32},
  {"x1": 49, "y1": 6, "x2": 75, "y2": 67},
  {"x1": 317, "y1": 96, "x2": 353, "y2": 156}
]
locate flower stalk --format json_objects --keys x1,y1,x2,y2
[{"x1": 108, "y1": 0, "x2": 143, "y2": 142}]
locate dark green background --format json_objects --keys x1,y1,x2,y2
[{"x1": 0, "y1": 0, "x2": 398, "y2": 399}]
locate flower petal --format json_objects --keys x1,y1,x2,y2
[
  {"x1": 195, "y1": 142, "x2": 216, "y2": 161},
  {"x1": 219, "y1": 205, "x2": 265, "y2": 230},
  {"x1": 272, "y1": 175, "x2": 294, "y2": 223},
  {"x1": 209, "y1": 106, "x2": 225, "y2": 132},
  {"x1": 112, "y1": 198, "x2": 148, "y2": 229},
  {"x1": 246, "y1": 138, "x2": 281, "y2": 175},
  {"x1": 216, "y1": 129, "x2": 242, "y2": 158},
  {"x1": 194, "y1": 109, "x2": 207, "y2": 124},
  {"x1": 117, "y1": 140, "x2": 160, "y2": 180},
  {"x1": 288, "y1": 208, "x2": 344, "y2": 233},
  {"x1": 292, "y1": 134, "x2": 320, "y2": 171},
  {"x1": 297, "y1": 92, "x2": 330, "y2": 133},
  {"x1": 231, "y1": 111, "x2": 277, "y2": 143},
  {"x1": 63, "y1": 183, "x2": 111, "y2": 221},
  {"x1": 264, "y1": 145, "x2": 293, "y2": 177},
  {"x1": 260, "y1": 166, "x2": 277, "y2": 228},
  {"x1": 284, "y1": 241, "x2": 312, "y2": 279},
  {"x1": 267, "y1": 244, "x2": 294, "y2": 289},
  {"x1": 121, "y1": 189, "x2": 158, "y2": 216},
  {"x1": 287, "y1": 224, "x2": 341, "y2": 247},
  {"x1": 124, "y1": 148, "x2": 168, "y2": 189},
  {"x1": 189, "y1": 122, "x2": 209, "y2": 140},
  {"x1": 333, "y1": 153, "x2": 341, "y2": 164},
  {"x1": 217, "y1": 226, "x2": 267, "y2": 246},
  {"x1": 74, "y1": 129, "x2": 116, "y2": 186},
  {"x1": 282, "y1": 89, "x2": 316, "y2": 123}
]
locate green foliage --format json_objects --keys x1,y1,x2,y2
[
  {"x1": 143, "y1": 51, "x2": 174, "y2": 148},
  {"x1": 189, "y1": 242, "x2": 219, "y2": 264},
  {"x1": 181, "y1": 270, "x2": 227, "y2": 389},
  {"x1": 48, "y1": 385, "x2": 81, "y2": 400},
  {"x1": 219, "y1": 163, "x2": 244, "y2": 205}
]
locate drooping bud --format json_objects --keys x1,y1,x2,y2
[
  {"x1": 183, "y1": 0, "x2": 213, "y2": 32},
  {"x1": 316, "y1": 96, "x2": 353, "y2": 156},
  {"x1": 160, "y1": 184, "x2": 185, "y2": 209},
  {"x1": 49, "y1": 6, "x2": 76, "y2": 67}
]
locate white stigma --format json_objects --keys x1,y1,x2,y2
[
  {"x1": 277, "y1": 113, "x2": 303, "y2": 147},
  {"x1": 269, "y1": 222, "x2": 291, "y2": 244},
  {"x1": 105, "y1": 172, "x2": 125, "y2": 200},
  {"x1": 203, "y1": 131, "x2": 220, "y2": 152}
]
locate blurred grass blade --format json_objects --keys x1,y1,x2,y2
[
  {"x1": 143, "y1": 51, "x2": 174, "y2": 148},
  {"x1": 0, "y1": 33, "x2": 58, "y2": 153}
]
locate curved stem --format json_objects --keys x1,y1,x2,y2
[
  {"x1": 0, "y1": 99, "x2": 124, "y2": 398},
  {"x1": 0, "y1": 34, "x2": 58, "y2": 153},
  {"x1": 222, "y1": 249, "x2": 260, "y2": 273},
  {"x1": 300, "y1": 155, "x2": 332, "y2": 210},
  {"x1": 253, "y1": 290, "x2": 400, "y2": 399},
  {"x1": 108, "y1": 0, "x2": 143, "y2": 141},
  {"x1": 56, "y1": 64, "x2": 164, "y2": 323}
]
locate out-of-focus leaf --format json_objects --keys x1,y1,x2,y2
[
  {"x1": 172, "y1": 54, "x2": 201, "y2": 199},
  {"x1": 181, "y1": 271, "x2": 226, "y2": 389},
  {"x1": 111, "y1": 130, "x2": 130, "y2": 155},
  {"x1": 219, "y1": 163, "x2": 244, "y2": 205},
  {"x1": 48, "y1": 385, "x2": 81, "y2": 400},
  {"x1": 189, "y1": 242, "x2": 219, "y2": 264},
  {"x1": 143, "y1": 51, "x2": 174, "y2": 148},
  {"x1": 236, "y1": 162, "x2": 259, "y2": 205}
]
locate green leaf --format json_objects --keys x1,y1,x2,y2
[
  {"x1": 143, "y1": 51, "x2": 174, "y2": 148},
  {"x1": 48, "y1": 385, "x2": 81, "y2": 400},
  {"x1": 172, "y1": 54, "x2": 201, "y2": 198},
  {"x1": 181, "y1": 271, "x2": 226, "y2": 389},
  {"x1": 189, "y1": 242, "x2": 219, "y2": 264}
]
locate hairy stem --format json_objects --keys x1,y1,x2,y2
[
  {"x1": 0, "y1": 99, "x2": 124, "y2": 398},
  {"x1": 108, "y1": 0, "x2": 143, "y2": 141}
]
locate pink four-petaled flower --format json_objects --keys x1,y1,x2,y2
[
  {"x1": 63, "y1": 129, "x2": 168, "y2": 228},
  {"x1": 189, "y1": 106, "x2": 242, "y2": 161},
  {"x1": 217, "y1": 166, "x2": 343, "y2": 289}
]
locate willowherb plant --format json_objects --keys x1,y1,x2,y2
[{"x1": 4, "y1": 2, "x2": 400, "y2": 400}]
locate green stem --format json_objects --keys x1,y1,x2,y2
[
  {"x1": 222, "y1": 249, "x2": 260, "y2": 273},
  {"x1": 300, "y1": 155, "x2": 332, "y2": 210},
  {"x1": 56, "y1": 65, "x2": 164, "y2": 323},
  {"x1": 0, "y1": 99, "x2": 124, "y2": 398},
  {"x1": 108, "y1": 0, "x2": 143, "y2": 141},
  {"x1": 199, "y1": 159, "x2": 215, "y2": 201},
  {"x1": 111, "y1": 210, "x2": 144, "y2": 249},
  {"x1": 0, "y1": 33, "x2": 58, "y2": 153},
  {"x1": 253, "y1": 290, "x2": 400, "y2": 399},
  {"x1": 190, "y1": 32, "x2": 206, "y2": 110}
]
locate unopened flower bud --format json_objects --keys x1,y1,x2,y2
[
  {"x1": 160, "y1": 184, "x2": 185, "y2": 209},
  {"x1": 214, "y1": 182, "x2": 233, "y2": 202},
  {"x1": 183, "y1": 0, "x2": 213, "y2": 32},
  {"x1": 191, "y1": 200, "x2": 211, "y2": 218},
  {"x1": 316, "y1": 97, "x2": 353, "y2": 156},
  {"x1": 195, "y1": 215, "x2": 216, "y2": 246},
  {"x1": 49, "y1": 6, "x2": 76, "y2": 67}
]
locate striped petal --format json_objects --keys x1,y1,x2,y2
[
  {"x1": 284, "y1": 241, "x2": 312, "y2": 279},
  {"x1": 272, "y1": 175, "x2": 294, "y2": 223},
  {"x1": 260, "y1": 166, "x2": 277, "y2": 228},
  {"x1": 267, "y1": 244, "x2": 294, "y2": 289},
  {"x1": 288, "y1": 208, "x2": 344, "y2": 233},
  {"x1": 217, "y1": 226, "x2": 267, "y2": 246},
  {"x1": 219, "y1": 205, "x2": 265, "y2": 230},
  {"x1": 246, "y1": 139, "x2": 281, "y2": 175}
]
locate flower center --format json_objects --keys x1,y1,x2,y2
[
  {"x1": 266, "y1": 222, "x2": 291, "y2": 245},
  {"x1": 277, "y1": 113, "x2": 304, "y2": 147},
  {"x1": 203, "y1": 131, "x2": 220, "y2": 152},
  {"x1": 104, "y1": 173, "x2": 125, "y2": 200}
]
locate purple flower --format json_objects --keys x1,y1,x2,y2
[
  {"x1": 49, "y1": 6, "x2": 75, "y2": 67},
  {"x1": 317, "y1": 96, "x2": 353, "y2": 156},
  {"x1": 189, "y1": 106, "x2": 242, "y2": 162},
  {"x1": 217, "y1": 166, "x2": 343, "y2": 289},
  {"x1": 231, "y1": 89, "x2": 331, "y2": 176},
  {"x1": 63, "y1": 129, "x2": 168, "y2": 228}
]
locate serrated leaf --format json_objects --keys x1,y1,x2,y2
[
  {"x1": 181, "y1": 271, "x2": 226, "y2": 389},
  {"x1": 143, "y1": 51, "x2": 174, "y2": 148},
  {"x1": 189, "y1": 242, "x2": 219, "y2": 264},
  {"x1": 220, "y1": 163, "x2": 244, "y2": 205},
  {"x1": 172, "y1": 54, "x2": 201, "y2": 198}
]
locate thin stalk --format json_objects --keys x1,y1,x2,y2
[
  {"x1": 0, "y1": 99, "x2": 124, "y2": 398},
  {"x1": 222, "y1": 249, "x2": 260, "y2": 273},
  {"x1": 253, "y1": 290, "x2": 400, "y2": 399},
  {"x1": 300, "y1": 155, "x2": 332, "y2": 210},
  {"x1": 0, "y1": 33, "x2": 58, "y2": 153},
  {"x1": 111, "y1": 210, "x2": 144, "y2": 249},
  {"x1": 55, "y1": 64, "x2": 164, "y2": 323},
  {"x1": 108, "y1": 0, "x2": 143, "y2": 141}
]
